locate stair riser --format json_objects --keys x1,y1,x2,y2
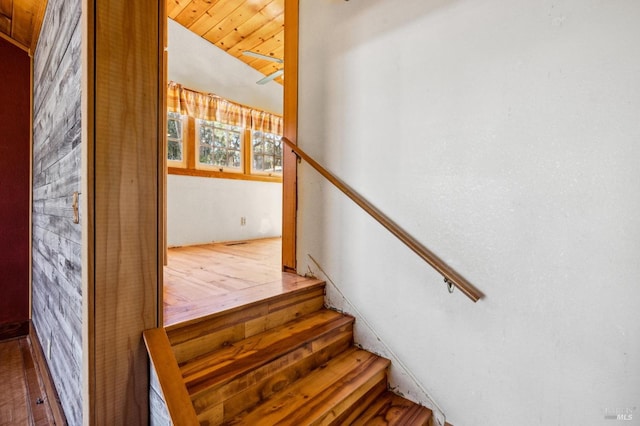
[
  {"x1": 169, "y1": 287, "x2": 325, "y2": 364},
  {"x1": 298, "y1": 368, "x2": 388, "y2": 426},
  {"x1": 192, "y1": 326, "x2": 353, "y2": 423},
  {"x1": 232, "y1": 349, "x2": 391, "y2": 425},
  {"x1": 332, "y1": 380, "x2": 387, "y2": 425}
]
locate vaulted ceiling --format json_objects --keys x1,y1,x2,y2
[
  {"x1": 168, "y1": 0, "x2": 284, "y2": 84},
  {"x1": 0, "y1": 0, "x2": 47, "y2": 54}
]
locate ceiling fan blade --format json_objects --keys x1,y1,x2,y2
[
  {"x1": 256, "y1": 69, "x2": 284, "y2": 85},
  {"x1": 242, "y1": 50, "x2": 283, "y2": 64}
]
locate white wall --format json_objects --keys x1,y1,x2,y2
[
  {"x1": 297, "y1": 1, "x2": 640, "y2": 425},
  {"x1": 167, "y1": 19, "x2": 283, "y2": 246},
  {"x1": 168, "y1": 18, "x2": 283, "y2": 114},
  {"x1": 167, "y1": 175, "x2": 281, "y2": 246}
]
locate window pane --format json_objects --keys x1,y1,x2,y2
[
  {"x1": 214, "y1": 147, "x2": 227, "y2": 165},
  {"x1": 254, "y1": 154, "x2": 264, "y2": 170},
  {"x1": 251, "y1": 130, "x2": 282, "y2": 174},
  {"x1": 168, "y1": 141, "x2": 182, "y2": 161},
  {"x1": 200, "y1": 126, "x2": 213, "y2": 146},
  {"x1": 199, "y1": 146, "x2": 212, "y2": 164},
  {"x1": 228, "y1": 151, "x2": 241, "y2": 168},
  {"x1": 229, "y1": 132, "x2": 241, "y2": 150},
  {"x1": 214, "y1": 129, "x2": 226, "y2": 148},
  {"x1": 253, "y1": 139, "x2": 263, "y2": 154},
  {"x1": 197, "y1": 120, "x2": 243, "y2": 171},
  {"x1": 264, "y1": 155, "x2": 274, "y2": 171},
  {"x1": 265, "y1": 140, "x2": 274, "y2": 155},
  {"x1": 167, "y1": 119, "x2": 180, "y2": 139}
]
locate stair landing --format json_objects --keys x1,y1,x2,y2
[{"x1": 164, "y1": 238, "x2": 321, "y2": 326}]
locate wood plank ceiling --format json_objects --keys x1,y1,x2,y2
[
  {"x1": 0, "y1": 0, "x2": 48, "y2": 54},
  {"x1": 168, "y1": 0, "x2": 284, "y2": 84}
]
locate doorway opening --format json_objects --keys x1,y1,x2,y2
[{"x1": 163, "y1": 0, "x2": 296, "y2": 326}]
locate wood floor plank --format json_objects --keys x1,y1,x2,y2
[
  {"x1": 0, "y1": 340, "x2": 29, "y2": 425},
  {"x1": 164, "y1": 238, "x2": 324, "y2": 326}
]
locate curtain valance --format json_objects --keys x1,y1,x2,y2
[{"x1": 167, "y1": 82, "x2": 283, "y2": 135}]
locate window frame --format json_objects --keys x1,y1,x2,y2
[
  {"x1": 167, "y1": 111, "x2": 187, "y2": 168},
  {"x1": 166, "y1": 112, "x2": 282, "y2": 183},
  {"x1": 195, "y1": 119, "x2": 244, "y2": 174},
  {"x1": 250, "y1": 130, "x2": 284, "y2": 177}
]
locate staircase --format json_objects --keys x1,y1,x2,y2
[{"x1": 145, "y1": 276, "x2": 433, "y2": 425}]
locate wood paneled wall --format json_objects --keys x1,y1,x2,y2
[
  {"x1": 31, "y1": 0, "x2": 82, "y2": 423},
  {"x1": 0, "y1": 38, "x2": 30, "y2": 337},
  {"x1": 84, "y1": 0, "x2": 163, "y2": 423}
]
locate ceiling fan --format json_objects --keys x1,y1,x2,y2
[{"x1": 242, "y1": 50, "x2": 284, "y2": 85}]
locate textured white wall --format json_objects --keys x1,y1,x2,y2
[
  {"x1": 297, "y1": 1, "x2": 640, "y2": 425},
  {"x1": 167, "y1": 175, "x2": 282, "y2": 246},
  {"x1": 168, "y1": 18, "x2": 283, "y2": 114},
  {"x1": 166, "y1": 19, "x2": 283, "y2": 246}
]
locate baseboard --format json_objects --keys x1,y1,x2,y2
[
  {"x1": 28, "y1": 321, "x2": 67, "y2": 425},
  {"x1": 0, "y1": 319, "x2": 29, "y2": 340}
]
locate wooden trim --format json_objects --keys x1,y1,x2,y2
[
  {"x1": 143, "y1": 328, "x2": 199, "y2": 425},
  {"x1": 83, "y1": 0, "x2": 162, "y2": 423},
  {"x1": 283, "y1": 138, "x2": 483, "y2": 303},
  {"x1": 29, "y1": 56, "x2": 34, "y2": 319},
  {"x1": 28, "y1": 322, "x2": 67, "y2": 425},
  {"x1": 282, "y1": 0, "x2": 299, "y2": 272},
  {"x1": 29, "y1": 0, "x2": 49, "y2": 54},
  {"x1": 81, "y1": 0, "x2": 95, "y2": 421},
  {"x1": 168, "y1": 166, "x2": 282, "y2": 183},
  {"x1": 169, "y1": 117, "x2": 283, "y2": 183},
  {"x1": 0, "y1": 31, "x2": 30, "y2": 54},
  {"x1": 159, "y1": 0, "x2": 168, "y2": 305},
  {"x1": 243, "y1": 128, "x2": 252, "y2": 175},
  {"x1": 186, "y1": 116, "x2": 196, "y2": 170}
]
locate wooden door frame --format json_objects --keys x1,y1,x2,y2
[
  {"x1": 82, "y1": 0, "x2": 297, "y2": 421},
  {"x1": 82, "y1": 0, "x2": 164, "y2": 423},
  {"x1": 282, "y1": 0, "x2": 299, "y2": 272}
]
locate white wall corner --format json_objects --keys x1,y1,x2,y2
[{"x1": 305, "y1": 254, "x2": 448, "y2": 426}]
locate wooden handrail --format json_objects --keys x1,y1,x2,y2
[
  {"x1": 283, "y1": 137, "x2": 482, "y2": 302},
  {"x1": 143, "y1": 328, "x2": 200, "y2": 425}
]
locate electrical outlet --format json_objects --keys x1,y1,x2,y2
[{"x1": 240, "y1": 217, "x2": 247, "y2": 226}]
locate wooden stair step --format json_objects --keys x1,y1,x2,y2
[
  {"x1": 225, "y1": 348, "x2": 390, "y2": 425},
  {"x1": 168, "y1": 280, "x2": 326, "y2": 364},
  {"x1": 181, "y1": 310, "x2": 355, "y2": 423},
  {"x1": 351, "y1": 391, "x2": 432, "y2": 426},
  {"x1": 182, "y1": 309, "x2": 353, "y2": 393}
]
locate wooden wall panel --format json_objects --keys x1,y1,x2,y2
[
  {"x1": 0, "y1": 38, "x2": 30, "y2": 335},
  {"x1": 31, "y1": 0, "x2": 82, "y2": 423},
  {"x1": 282, "y1": 0, "x2": 298, "y2": 272},
  {"x1": 85, "y1": 0, "x2": 162, "y2": 423}
]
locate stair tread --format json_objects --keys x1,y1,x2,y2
[
  {"x1": 181, "y1": 309, "x2": 354, "y2": 396},
  {"x1": 225, "y1": 348, "x2": 390, "y2": 425},
  {"x1": 352, "y1": 391, "x2": 432, "y2": 426}
]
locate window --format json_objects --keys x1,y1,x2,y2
[
  {"x1": 251, "y1": 131, "x2": 283, "y2": 175},
  {"x1": 197, "y1": 120, "x2": 243, "y2": 172},
  {"x1": 165, "y1": 84, "x2": 283, "y2": 182},
  {"x1": 167, "y1": 112, "x2": 184, "y2": 164}
]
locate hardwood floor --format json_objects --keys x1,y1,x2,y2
[
  {"x1": 0, "y1": 334, "x2": 63, "y2": 425},
  {"x1": 164, "y1": 238, "x2": 316, "y2": 326}
]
